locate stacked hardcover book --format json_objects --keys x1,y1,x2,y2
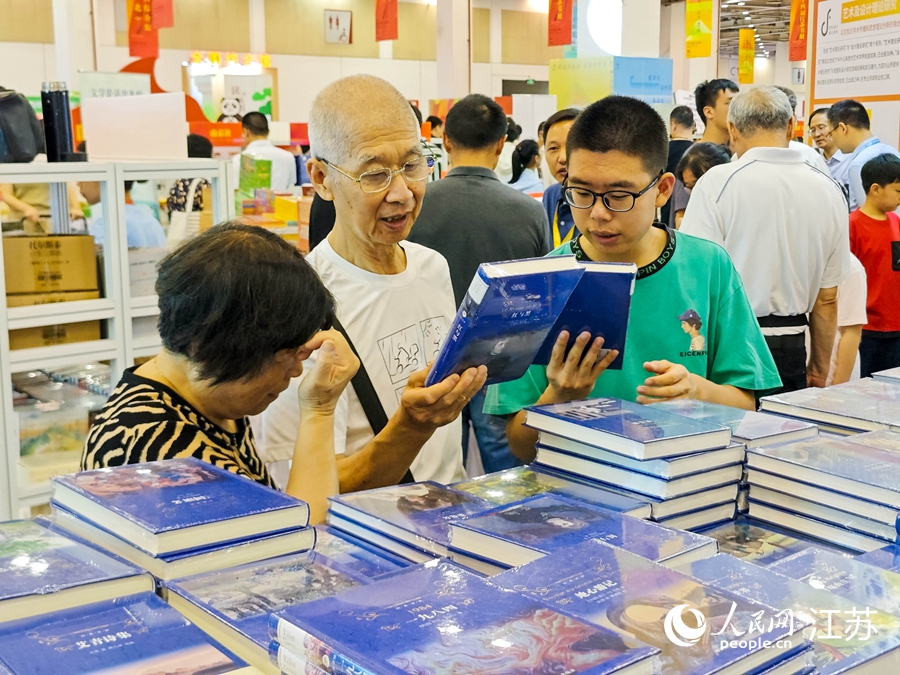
[
  {"x1": 47, "y1": 458, "x2": 316, "y2": 580},
  {"x1": 523, "y1": 397, "x2": 743, "y2": 530},
  {"x1": 874, "y1": 367, "x2": 900, "y2": 385},
  {"x1": 743, "y1": 431, "x2": 900, "y2": 553},
  {"x1": 759, "y1": 378, "x2": 900, "y2": 434}
]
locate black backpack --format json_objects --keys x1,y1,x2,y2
[{"x1": 0, "y1": 88, "x2": 45, "y2": 163}]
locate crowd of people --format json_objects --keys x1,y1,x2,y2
[{"x1": 75, "y1": 74, "x2": 900, "y2": 524}]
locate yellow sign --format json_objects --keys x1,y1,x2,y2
[
  {"x1": 549, "y1": 57, "x2": 614, "y2": 109},
  {"x1": 738, "y1": 29, "x2": 755, "y2": 84},
  {"x1": 842, "y1": 0, "x2": 899, "y2": 22},
  {"x1": 685, "y1": 0, "x2": 714, "y2": 58}
]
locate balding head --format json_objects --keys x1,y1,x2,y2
[
  {"x1": 309, "y1": 75, "x2": 419, "y2": 164},
  {"x1": 728, "y1": 87, "x2": 793, "y2": 137}
]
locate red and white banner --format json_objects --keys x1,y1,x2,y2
[
  {"x1": 548, "y1": 0, "x2": 574, "y2": 47},
  {"x1": 376, "y1": 0, "x2": 399, "y2": 42}
]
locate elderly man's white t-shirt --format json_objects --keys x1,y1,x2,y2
[{"x1": 259, "y1": 238, "x2": 465, "y2": 486}]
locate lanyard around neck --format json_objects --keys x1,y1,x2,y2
[{"x1": 552, "y1": 202, "x2": 574, "y2": 248}]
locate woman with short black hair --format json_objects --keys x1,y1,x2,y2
[{"x1": 81, "y1": 222, "x2": 359, "y2": 522}]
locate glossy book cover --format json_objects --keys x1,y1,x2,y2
[
  {"x1": 0, "y1": 592, "x2": 246, "y2": 674},
  {"x1": 329, "y1": 482, "x2": 493, "y2": 549},
  {"x1": 768, "y1": 548, "x2": 900, "y2": 617},
  {"x1": 493, "y1": 540, "x2": 808, "y2": 675},
  {"x1": 52, "y1": 457, "x2": 306, "y2": 534},
  {"x1": 425, "y1": 257, "x2": 585, "y2": 386},
  {"x1": 525, "y1": 398, "x2": 731, "y2": 445},
  {"x1": 652, "y1": 400, "x2": 817, "y2": 443},
  {"x1": 313, "y1": 526, "x2": 412, "y2": 579},
  {"x1": 451, "y1": 466, "x2": 650, "y2": 514},
  {"x1": 855, "y1": 543, "x2": 900, "y2": 574},
  {"x1": 0, "y1": 519, "x2": 144, "y2": 603},
  {"x1": 761, "y1": 381, "x2": 900, "y2": 427},
  {"x1": 271, "y1": 560, "x2": 660, "y2": 675},
  {"x1": 685, "y1": 553, "x2": 900, "y2": 674},
  {"x1": 452, "y1": 493, "x2": 714, "y2": 562}
]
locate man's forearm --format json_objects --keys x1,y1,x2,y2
[
  {"x1": 287, "y1": 409, "x2": 340, "y2": 524},
  {"x1": 809, "y1": 291, "x2": 839, "y2": 380},
  {"x1": 336, "y1": 410, "x2": 435, "y2": 493},
  {"x1": 506, "y1": 411, "x2": 540, "y2": 463},
  {"x1": 689, "y1": 377, "x2": 756, "y2": 410},
  {"x1": 832, "y1": 325, "x2": 862, "y2": 385}
]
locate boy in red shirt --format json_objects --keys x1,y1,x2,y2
[{"x1": 850, "y1": 154, "x2": 900, "y2": 376}]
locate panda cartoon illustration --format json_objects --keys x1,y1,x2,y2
[{"x1": 217, "y1": 97, "x2": 243, "y2": 123}]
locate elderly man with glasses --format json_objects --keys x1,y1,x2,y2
[{"x1": 260, "y1": 75, "x2": 486, "y2": 491}]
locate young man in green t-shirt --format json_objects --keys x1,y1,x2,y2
[{"x1": 484, "y1": 96, "x2": 781, "y2": 462}]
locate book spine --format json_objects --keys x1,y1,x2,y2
[
  {"x1": 268, "y1": 617, "x2": 379, "y2": 675},
  {"x1": 269, "y1": 642, "x2": 334, "y2": 675}
]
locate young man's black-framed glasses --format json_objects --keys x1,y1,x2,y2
[{"x1": 563, "y1": 170, "x2": 665, "y2": 213}]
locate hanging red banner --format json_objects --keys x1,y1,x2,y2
[
  {"x1": 376, "y1": 0, "x2": 399, "y2": 42},
  {"x1": 548, "y1": 0, "x2": 574, "y2": 47},
  {"x1": 128, "y1": 0, "x2": 159, "y2": 59},
  {"x1": 152, "y1": 0, "x2": 174, "y2": 29},
  {"x1": 789, "y1": 0, "x2": 808, "y2": 61}
]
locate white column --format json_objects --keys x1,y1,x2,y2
[
  {"x1": 622, "y1": 0, "x2": 660, "y2": 57},
  {"x1": 52, "y1": 0, "x2": 73, "y2": 86},
  {"x1": 437, "y1": 0, "x2": 471, "y2": 98},
  {"x1": 489, "y1": 5, "x2": 501, "y2": 65},
  {"x1": 774, "y1": 42, "x2": 791, "y2": 87},
  {"x1": 249, "y1": 0, "x2": 266, "y2": 54}
]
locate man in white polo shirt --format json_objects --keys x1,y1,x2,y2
[{"x1": 681, "y1": 86, "x2": 852, "y2": 393}]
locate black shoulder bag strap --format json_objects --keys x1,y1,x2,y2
[{"x1": 331, "y1": 316, "x2": 415, "y2": 484}]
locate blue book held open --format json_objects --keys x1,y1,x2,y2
[
  {"x1": 425, "y1": 255, "x2": 585, "y2": 386},
  {"x1": 270, "y1": 560, "x2": 661, "y2": 675}
]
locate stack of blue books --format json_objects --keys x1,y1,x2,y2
[
  {"x1": 47, "y1": 458, "x2": 316, "y2": 580},
  {"x1": 269, "y1": 559, "x2": 662, "y2": 675},
  {"x1": 874, "y1": 367, "x2": 900, "y2": 385},
  {"x1": 524, "y1": 397, "x2": 742, "y2": 530},
  {"x1": 759, "y1": 378, "x2": 900, "y2": 434},
  {"x1": 744, "y1": 432, "x2": 900, "y2": 553},
  {"x1": 162, "y1": 526, "x2": 412, "y2": 673}
]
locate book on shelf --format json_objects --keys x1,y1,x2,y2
[
  {"x1": 48, "y1": 504, "x2": 316, "y2": 581},
  {"x1": 759, "y1": 380, "x2": 900, "y2": 432},
  {"x1": 271, "y1": 559, "x2": 661, "y2": 675},
  {"x1": 534, "y1": 446, "x2": 743, "y2": 499},
  {"x1": 650, "y1": 399, "x2": 819, "y2": 447},
  {"x1": 0, "y1": 592, "x2": 253, "y2": 675},
  {"x1": 524, "y1": 398, "x2": 732, "y2": 460},
  {"x1": 492, "y1": 539, "x2": 810, "y2": 675},
  {"x1": 451, "y1": 465, "x2": 652, "y2": 518},
  {"x1": 749, "y1": 485, "x2": 895, "y2": 542},
  {"x1": 312, "y1": 526, "x2": 413, "y2": 578},
  {"x1": 746, "y1": 437, "x2": 900, "y2": 511},
  {"x1": 324, "y1": 513, "x2": 436, "y2": 564},
  {"x1": 0, "y1": 519, "x2": 153, "y2": 623},
  {"x1": 745, "y1": 469, "x2": 899, "y2": 528},
  {"x1": 746, "y1": 502, "x2": 886, "y2": 554},
  {"x1": 447, "y1": 546, "x2": 509, "y2": 576},
  {"x1": 681, "y1": 553, "x2": 900, "y2": 675},
  {"x1": 697, "y1": 517, "x2": 854, "y2": 567},
  {"x1": 449, "y1": 493, "x2": 718, "y2": 569},
  {"x1": 873, "y1": 367, "x2": 900, "y2": 384},
  {"x1": 164, "y1": 547, "x2": 408, "y2": 673},
  {"x1": 327, "y1": 482, "x2": 493, "y2": 558},
  {"x1": 537, "y1": 431, "x2": 746, "y2": 479},
  {"x1": 531, "y1": 260, "x2": 637, "y2": 368},
  {"x1": 769, "y1": 547, "x2": 900, "y2": 618},
  {"x1": 655, "y1": 502, "x2": 736, "y2": 532},
  {"x1": 51, "y1": 457, "x2": 309, "y2": 556},
  {"x1": 424, "y1": 255, "x2": 585, "y2": 387}
]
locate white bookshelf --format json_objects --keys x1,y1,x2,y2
[{"x1": 0, "y1": 159, "x2": 233, "y2": 519}]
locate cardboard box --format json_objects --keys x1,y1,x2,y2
[
  {"x1": 274, "y1": 195, "x2": 313, "y2": 225},
  {"x1": 6, "y1": 290, "x2": 101, "y2": 308},
  {"x1": 9, "y1": 321, "x2": 102, "y2": 350},
  {"x1": 3, "y1": 235, "x2": 98, "y2": 294}
]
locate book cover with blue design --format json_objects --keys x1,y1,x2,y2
[
  {"x1": 697, "y1": 517, "x2": 853, "y2": 567},
  {"x1": 524, "y1": 398, "x2": 732, "y2": 460},
  {"x1": 493, "y1": 540, "x2": 809, "y2": 675},
  {"x1": 0, "y1": 592, "x2": 248, "y2": 674},
  {"x1": 769, "y1": 547, "x2": 900, "y2": 616},
  {"x1": 51, "y1": 458, "x2": 309, "y2": 555},
  {"x1": 328, "y1": 482, "x2": 494, "y2": 556},
  {"x1": 652, "y1": 400, "x2": 818, "y2": 446},
  {"x1": 0, "y1": 519, "x2": 153, "y2": 622},
  {"x1": 856, "y1": 543, "x2": 900, "y2": 574},
  {"x1": 425, "y1": 256, "x2": 585, "y2": 386},
  {"x1": 314, "y1": 526, "x2": 413, "y2": 579},
  {"x1": 451, "y1": 465, "x2": 651, "y2": 517},
  {"x1": 450, "y1": 493, "x2": 717, "y2": 568},
  {"x1": 760, "y1": 380, "x2": 900, "y2": 431},
  {"x1": 532, "y1": 261, "x2": 637, "y2": 369},
  {"x1": 684, "y1": 553, "x2": 900, "y2": 674},
  {"x1": 271, "y1": 560, "x2": 660, "y2": 675}
]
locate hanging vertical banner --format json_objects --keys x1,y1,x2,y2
[
  {"x1": 738, "y1": 28, "x2": 755, "y2": 84},
  {"x1": 152, "y1": 0, "x2": 174, "y2": 29},
  {"x1": 376, "y1": 0, "x2": 398, "y2": 42},
  {"x1": 128, "y1": 0, "x2": 159, "y2": 59},
  {"x1": 548, "y1": 0, "x2": 574, "y2": 46},
  {"x1": 788, "y1": 0, "x2": 808, "y2": 61},
  {"x1": 685, "y1": 0, "x2": 713, "y2": 58}
]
